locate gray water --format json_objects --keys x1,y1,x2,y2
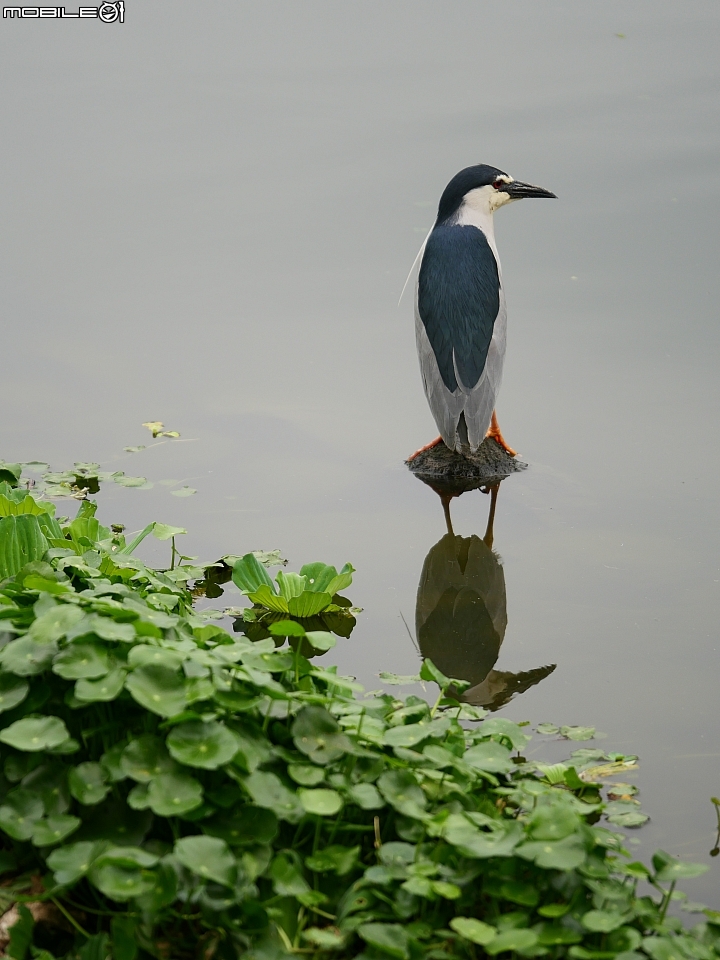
[{"x1": 2, "y1": 1, "x2": 719, "y2": 900}]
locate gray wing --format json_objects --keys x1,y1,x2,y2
[{"x1": 415, "y1": 225, "x2": 506, "y2": 453}]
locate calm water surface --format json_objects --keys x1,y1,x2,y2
[{"x1": 2, "y1": 1, "x2": 719, "y2": 900}]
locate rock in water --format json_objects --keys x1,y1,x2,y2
[{"x1": 406, "y1": 437, "x2": 527, "y2": 496}]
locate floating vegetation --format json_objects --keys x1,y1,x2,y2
[{"x1": 0, "y1": 460, "x2": 718, "y2": 959}]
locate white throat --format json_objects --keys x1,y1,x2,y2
[{"x1": 454, "y1": 184, "x2": 511, "y2": 266}]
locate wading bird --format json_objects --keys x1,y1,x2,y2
[{"x1": 408, "y1": 164, "x2": 555, "y2": 460}]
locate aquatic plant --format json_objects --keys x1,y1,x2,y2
[{"x1": 0, "y1": 471, "x2": 718, "y2": 960}]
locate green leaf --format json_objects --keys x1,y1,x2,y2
[
  {"x1": 302, "y1": 928, "x2": 346, "y2": 949},
  {"x1": 52, "y1": 643, "x2": 110, "y2": 680},
  {"x1": 90, "y1": 847, "x2": 159, "y2": 901},
  {"x1": 268, "y1": 619, "x2": 306, "y2": 637},
  {"x1": 306, "y1": 844, "x2": 359, "y2": 875},
  {"x1": 276, "y1": 571, "x2": 307, "y2": 600},
  {"x1": 68, "y1": 762, "x2": 110, "y2": 805},
  {"x1": 0, "y1": 715, "x2": 70, "y2": 751},
  {"x1": 170, "y1": 486, "x2": 196, "y2": 497},
  {"x1": 270, "y1": 852, "x2": 310, "y2": 896},
  {"x1": 652, "y1": 850, "x2": 710, "y2": 882},
  {"x1": 48, "y1": 840, "x2": 105, "y2": 885},
  {"x1": 111, "y1": 916, "x2": 139, "y2": 960},
  {"x1": 516, "y1": 834, "x2": 587, "y2": 870},
  {"x1": 480, "y1": 717, "x2": 532, "y2": 751},
  {"x1": 0, "y1": 788, "x2": 44, "y2": 840},
  {"x1": 152, "y1": 523, "x2": 187, "y2": 541},
  {"x1": 358, "y1": 922, "x2": 410, "y2": 959},
  {"x1": 0, "y1": 673, "x2": 29, "y2": 713},
  {"x1": 450, "y1": 917, "x2": 497, "y2": 946},
  {"x1": 582, "y1": 910, "x2": 631, "y2": 933},
  {"x1": 248, "y1": 584, "x2": 289, "y2": 612},
  {"x1": 127, "y1": 645, "x2": 183, "y2": 670},
  {"x1": 347, "y1": 782, "x2": 385, "y2": 809},
  {"x1": 419, "y1": 657, "x2": 452, "y2": 690},
  {"x1": 231, "y1": 553, "x2": 276, "y2": 594},
  {"x1": 166, "y1": 720, "x2": 239, "y2": 769},
  {"x1": 121, "y1": 735, "x2": 174, "y2": 781},
  {"x1": 529, "y1": 803, "x2": 581, "y2": 840},
  {"x1": 292, "y1": 706, "x2": 351, "y2": 764},
  {"x1": 0, "y1": 515, "x2": 48, "y2": 579},
  {"x1": 561, "y1": 725, "x2": 597, "y2": 741},
  {"x1": 485, "y1": 929, "x2": 539, "y2": 955},
  {"x1": 31, "y1": 813, "x2": 81, "y2": 846},
  {"x1": 174, "y1": 835, "x2": 236, "y2": 886},
  {"x1": 244, "y1": 770, "x2": 303, "y2": 822},
  {"x1": 29, "y1": 602, "x2": 84, "y2": 642},
  {"x1": 146, "y1": 769, "x2": 203, "y2": 816},
  {"x1": 287, "y1": 763, "x2": 325, "y2": 786},
  {"x1": 125, "y1": 664, "x2": 187, "y2": 717},
  {"x1": 7, "y1": 903, "x2": 34, "y2": 960},
  {"x1": 203, "y1": 806, "x2": 278, "y2": 846},
  {"x1": 377, "y1": 770, "x2": 427, "y2": 819},
  {"x1": 298, "y1": 788, "x2": 343, "y2": 816},
  {"x1": 287, "y1": 592, "x2": 332, "y2": 617},
  {"x1": 75, "y1": 667, "x2": 127, "y2": 702},
  {"x1": 303, "y1": 631, "x2": 336, "y2": 651},
  {"x1": 0, "y1": 636, "x2": 58, "y2": 676},
  {"x1": 537, "y1": 723, "x2": 560, "y2": 734}
]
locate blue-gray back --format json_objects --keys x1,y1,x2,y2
[{"x1": 417, "y1": 224, "x2": 500, "y2": 393}]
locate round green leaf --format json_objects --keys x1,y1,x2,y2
[
  {"x1": 377, "y1": 770, "x2": 427, "y2": 819},
  {"x1": 0, "y1": 673, "x2": 29, "y2": 713},
  {"x1": 529, "y1": 804, "x2": 581, "y2": 840},
  {"x1": 68, "y1": 762, "x2": 110, "y2": 805},
  {"x1": 0, "y1": 789, "x2": 44, "y2": 840},
  {"x1": 32, "y1": 814, "x2": 81, "y2": 847},
  {"x1": 298, "y1": 788, "x2": 343, "y2": 816},
  {"x1": 485, "y1": 929, "x2": 538, "y2": 955},
  {"x1": 121, "y1": 736, "x2": 174, "y2": 782},
  {"x1": 516, "y1": 835, "x2": 586, "y2": 870},
  {"x1": 582, "y1": 910, "x2": 631, "y2": 933},
  {"x1": 48, "y1": 840, "x2": 105, "y2": 885},
  {"x1": 291, "y1": 706, "x2": 351, "y2": 765},
  {"x1": 75, "y1": 667, "x2": 127, "y2": 703},
  {"x1": 125, "y1": 664, "x2": 187, "y2": 717},
  {"x1": 203, "y1": 806, "x2": 278, "y2": 846},
  {"x1": 450, "y1": 917, "x2": 497, "y2": 946},
  {"x1": 166, "y1": 720, "x2": 239, "y2": 770},
  {"x1": 90, "y1": 847, "x2": 159, "y2": 901},
  {"x1": 28, "y1": 603, "x2": 84, "y2": 643},
  {"x1": 146, "y1": 769, "x2": 203, "y2": 816},
  {"x1": 244, "y1": 770, "x2": 303, "y2": 822},
  {"x1": 127, "y1": 645, "x2": 183, "y2": 671},
  {"x1": 652, "y1": 850, "x2": 709, "y2": 882},
  {"x1": 287, "y1": 763, "x2": 325, "y2": 786},
  {"x1": 127, "y1": 782, "x2": 151, "y2": 810},
  {"x1": 0, "y1": 637, "x2": 58, "y2": 676},
  {"x1": 358, "y1": 923, "x2": 409, "y2": 960},
  {"x1": 0, "y1": 715, "x2": 70, "y2": 752},
  {"x1": 348, "y1": 782, "x2": 385, "y2": 810},
  {"x1": 174, "y1": 835, "x2": 236, "y2": 886},
  {"x1": 52, "y1": 643, "x2": 109, "y2": 680},
  {"x1": 463, "y1": 740, "x2": 513, "y2": 773}
]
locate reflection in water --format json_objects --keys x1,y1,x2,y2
[{"x1": 414, "y1": 472, "x2": 555, "y2": 711}]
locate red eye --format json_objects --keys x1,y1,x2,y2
[{"x1": 493, "y1": 179, "x2": 504, "y2": 190}]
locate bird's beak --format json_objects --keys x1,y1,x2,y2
[{"x1": 503, "y1": 180, "x2": 557, "y2": 199}]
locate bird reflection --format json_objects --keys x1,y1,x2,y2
[{"x1": 414, "y1": 478, "x2": 555, "y2": 711}]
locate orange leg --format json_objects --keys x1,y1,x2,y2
[
  {"x1": 485, "y1": 410, "x2": 517, "y2": 457},
  {"x1": 406, "y1": 435, "x2": 443, "y2": 462}
]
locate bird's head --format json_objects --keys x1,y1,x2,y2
[{"x1": 436, "y1": 164, "x2": 556, "y2": 225}]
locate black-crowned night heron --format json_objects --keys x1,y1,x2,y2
[{"x1": 408, "y1": 164, "x2": 556, "y2": 460}]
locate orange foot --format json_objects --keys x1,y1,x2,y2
[
  {"x1": 407, "y1": 435, "x2": 443, "y2": 462},
  {"x1": 485, "y1": 411, "x2": 517, "y2": 457}
]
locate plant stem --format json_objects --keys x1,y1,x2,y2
[
  {"x1": 51, "y1": 897, "x2": 92, "y2": 939},
  {"x1": 658, "y1": 880, "x2": 676, "y2": 923}
]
